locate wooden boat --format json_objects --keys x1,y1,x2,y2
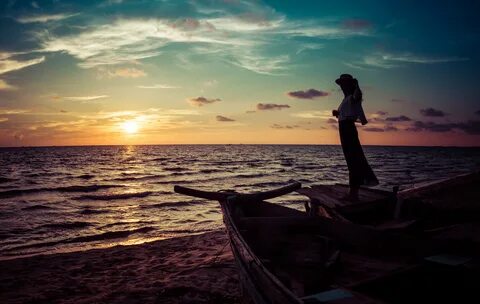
[
  {"x1": 297, "y1": 171, "x2": 480, "y2": 232},
  {"x1": 174, "y1": 182, "x2": 478, "y2": 303}
]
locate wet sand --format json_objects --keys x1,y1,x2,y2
[{"x1": 0, "y1": 230, "x2": 240, "y2": 304}]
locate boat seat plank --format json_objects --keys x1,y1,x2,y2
[
  {"x1": 375, "y1": 219, "x2": 417, "y2": 231},
  {"x1": 297, "y1": 185, "x2": 389, "y2": 210}
]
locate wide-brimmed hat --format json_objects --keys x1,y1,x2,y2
[{"x1": 335, "y1": 74, "x2": 356, "y2": 85}]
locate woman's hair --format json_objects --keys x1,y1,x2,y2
[
  {"x1": 343, "y1": 82, "x2": 362, "y2": 102},
  {"x1": 354, "y1": 86, "x2": 363, "y2": 103}
]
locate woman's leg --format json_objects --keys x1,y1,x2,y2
[
  {"x1": 339, "y1": 120, "x2": 362, "y2": 200},
  {"x1": 340, "y1": 120, "x2": 379, "y2": 189}
]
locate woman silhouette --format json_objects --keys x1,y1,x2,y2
[{"x1": 333, "y1": 74, "x2": 378, "y2": 201}]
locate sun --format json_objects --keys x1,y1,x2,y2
[{"x1": 121, "y1": 121, "x2": 139, "y2": 134}]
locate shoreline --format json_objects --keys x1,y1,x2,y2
[{"x1": 0, "y1": 230, "x2": 240, "y2": 304}]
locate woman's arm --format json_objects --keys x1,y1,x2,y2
[{"x1": 352, "y1": 79, "x2": 362, "y2": 103}]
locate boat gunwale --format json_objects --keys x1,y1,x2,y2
[{"x1": 220, "y1": 198, "x2": 303, "y2": 304}]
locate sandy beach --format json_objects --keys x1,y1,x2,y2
[{"x1": 0, "y1": 230, "x2": 240, "y2": 304}]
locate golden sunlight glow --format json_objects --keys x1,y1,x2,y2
[{"x1": 121, "y1": 121, "x2": 139, "y2": 134}]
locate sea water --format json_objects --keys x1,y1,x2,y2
[{"x1": 1, "y1": 145, "x2": 479, "y2": 259}]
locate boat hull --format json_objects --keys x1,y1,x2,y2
[{"x1": 220, "y1": 200, "x2": 302, "y2": 304}]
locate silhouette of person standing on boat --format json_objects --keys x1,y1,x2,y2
[{"x1": 333, "y1": 74, "x2": 378, "y2": 201}]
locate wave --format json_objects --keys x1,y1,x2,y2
[
  {"x1": 295, "y1": 165, "x2": 321, "y2": 170},
  {"x1": 167, "y1": 171, "x2": 196, "y2": 176},
  {"x1": 154, "y1": 179, "x2": 196, "y2": 185},
  {"x1": 141, "y1": 200, "x2": 201, "y2": 209},
  {"x1": 79, "y1": 208, "x2": 109, "y2": 215},
  {"x1": 100, "y1": 220, "x2": 155, "y2": 229},
  {"x1": 0, "y1": 184, "x2": 122, "y2": 198},
  {"x1": 163, "y1": 167, "x2": 190, "y2": 172},
  {"x1": 241, "y1": 181, "x2": 291, "y2": 188},
  {"x1": 154, "y1": 174, "x2": 238, "y2": 186},
  {"x1": 159, "y1": 228, "x2": 213, "y2": 234},
  {"x1": 59, "y1": 185, "x2": 122, "y2": 192},
  {"x1": 0, "y1": 177, "x2": 15, "y2": 184},
  {"x1": 199, "y1": 168, "x2": 224, "y2": 174},
  {"x1": 4, "y1": 227, "x2": 156, "y2": 252},
  {"x1": 149, "y1": 157, "x2": 169, "y2": 162},
  {"x1": 206, "y1": 209, "x2": 220, "y2": 214},
  {"x1": 233, "y1": 173, "x2": 268, "y2": 179},
  {"x1": 21, "y1": 205, "x2": 55, "y2": 211},
  {"x1": 112, "y1": 174, "x2": 168, "y2": 182},
  {"x1": 173, "y1": 219, "x2": 197, "y2": 224},
  {"x1": 194, "y1": 219, "x2": 216, "y2": 225},
  {"x1": 77, "y1": 174, "x2": 95, "y2": 179},
  {"x1": 25, "y1": 172, "x2": 59, "y2": 178},
  {"x1": 75, "y1": 191, "x2": 156, "y2": 201},
  {"x1": 40, "y1": 221, "x2": 92, "y2": 230}
]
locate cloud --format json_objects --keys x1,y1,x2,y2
[
  {"x1": 368, "y1": 111, "x2": 388, "y2": 122},
  {"x1": 216, "y1": 115, "x2": 235, "y2": 122},
  {"x1": 277, "y1": 20, "x2": 372, "y2": 38},
  {"x1": 98, "y1": 67, "x2": 146, "y2": 78},
  {"x1": 271, "y1": 124, "x2": 300, "y2": 129},
  {"x1": 30, "y1": 1, "x2": 372, "y2": 74},
  {"x1": 287, "y1": 89, "x2": 329, "y2": 99},
  {"x1": 476, "y1": 110, "x2": 480, "y2": 116},
  {"x1": 420, "y1": 107, "x2": 447, "y2": 117},
  {"x1": 0, "y1": 55, "x2": 45, "y2": 75},
  {"x1": 370, "y1": 117, "x2": 385, "y2": 122},
  {"x1": 292, "y1": 110, "x2": 331, "y2": 119},
  {"x1": 227, "y1": 50, "x2": 290, "y2": 75},
  {"x1": 0, "y1": 79, "x2": 17, "y2": 90},
  {"x1": 63, "y1": 95, "x2": 109, "y2": 102},
  {"x1": 363, "y1": 125, "x2": 398, "y2": 132},
  {"x1": 342, "y1": 61, "x2": 371, "y2": 70},
  {"x1": 349, "y1": 52, "x2": 469, "y2": 69},
  {"x1": 363, "y1": 127, "x2": 385, "y2": 132},
  {"x1": 391, "y1": 98, "x2": 406, "y2": 102},
  {"x1": 382, "y1": 54, "x2": 469, "y2": 64},
  {"x1": 358, "y1": 55, "x2": 400, "y2": 69},
  {"x1": 0, "y1": 107, "x2": 202, "y2": 142},
  {"x1": 37, "y1": 17, "x2": 254, "y2": 68},
  {"x1": 203, "y1": 80, "x2": 218, "y2": 87},
  {"x1": 137, "y1": 84, "x2": 180, "y2": 89},
  {"x1": 457, "y1": 120, "x2": 480, "y2": 135},
  {"x1": 296, "y1": 43, "x2": 324, "y2": 54},
  {"x1": 0, "y1": 108, "x2": 30, "y2": 115},
  {"x1": 188, "y1": 96, "x2": 221, "y2": 107},
  {"x1": 384, "y1": 125, "x2": 398, "y2": 132},
  {"x1": 16, "y1": 13, "x2": 78, "y2": 24},
  {"x1": 407, "y1": 121, "x2": 457, "y2": 133},
  {"x1": 257, "y1": 103, "x2": 290, "y2": 111},
  {"x1": 385, "y1": 115, "x2": 411, "y2": 122}
]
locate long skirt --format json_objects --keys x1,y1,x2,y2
[{"x1": 339, "y1": 119, "x2": 379, "y2": 187}]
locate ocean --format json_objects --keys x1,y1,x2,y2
[{"x1": 1, "y1": 145, "x2": 479, "y2": 259}]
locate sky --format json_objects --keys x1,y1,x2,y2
[{"x1": 0, "y1": 0, "x2": 479, "y2": 147}]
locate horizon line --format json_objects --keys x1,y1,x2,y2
[{"x1": 1, "y1": 143, "x2": 480, "y2": 149}]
